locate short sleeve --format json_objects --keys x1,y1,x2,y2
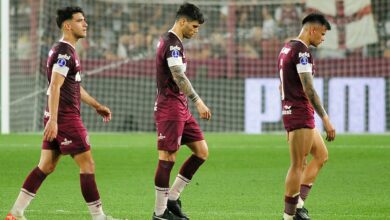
[
  {"x1": 165, "y1": 44, "x2": 184, "y2": 67},
  {"x1": 295, "y1": 50, "x2": 313, "y2": 74},
  {"x1": 51, "y1": 46, "x2": 73, "y2": 77}
]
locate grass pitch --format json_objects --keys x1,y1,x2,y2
[{"x1": 0, "y1": 133, "x2": 389, "y2": 220}]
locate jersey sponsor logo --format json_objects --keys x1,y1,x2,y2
[
  {"x1": 281, "y1": 47, "x2": 291, "y2": 55},
  {"x1": 58, "y1": 53, "x2": 71, "y2": 60},
  {"x1": 298, "y1": 52, "x2": 310, "y2": 58},
  {"x1": 171, "y1": 49, "x2": 180, "y2": 58},
  {"x1": 154, "y1": 101, "x2": 157, "y2": 111},
  {"x1": 61, "y1": 138, "x2": 73, "y2": 146},
  {"x1": 75, "y1": 72, "x2": 81, "y2": 82},
  {"x1": 282, "y1": 105, "x2": 292, "y2": 115},
  {"x1": 158, "y1": 133, "x2": 166, "y2": 140},
  {"x1": 57, "y1": 58, "x2": 67, "y2": 67},
  {"x1": 169, "y1": 45, "x2": 181, "y2": 51}
]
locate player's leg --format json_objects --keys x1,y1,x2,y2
[
  {"x1": 168, "y1": 117, "x2": 207, "y2": 219},
  {"x1": 169, "y1": 140, "x2": 207, "y2": 201},
  {"x1": 283, "y1": 128, "x2": 314, "y2": 220},
  {"x1": 297, "y1": 129, "x2": 328, "y2": 210},
  {"x1": 61, "y1": 122, "x2": 120, "y2": 220},
  {"x1": 153, "y1": 120, "x2": 185, "y2": 219},
  {"x1": 72, "y1": 150, "x2": 103, "y2": 220},
  {"x1": 153, "y1": 150, "x2": 178, "y2": 219},
  {"x1": 8, "y1": 149, "x2": 61, "y2": 219}
]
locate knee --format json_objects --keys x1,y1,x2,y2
[
  {"x1": 195, "y1": 148, "x2": 208, "y2": 160},
  {"x1": 38, "y1": 164, "x2": 56, "y2": 175},
  {"x1": 318, "y1": 155, "x2": 328, "y2": 167},
  {"x1": 159, "y1": 152, "x2": 177, "y2": 162},
  {"x1": 80, "y1": 159, "x2": 96, "y2": 174},
  {"x1": 290, "y1": 159, "x2": 305, "y2": 171}
]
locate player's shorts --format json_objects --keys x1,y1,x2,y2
[
  {"x1": 282, "y1": 109, "x2": 315, "y2": 132},
  {"x1": 156, "y1": 115, "x2": 204, "y2": 152},
  {"x1": 42, "y1": 117, "x2": 90, "y2": 155}
]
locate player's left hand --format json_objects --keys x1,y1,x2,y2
[
  {"x1": 96, "y1": 105, "x2": 112, "y2": 123},
  {"x1": 323, "y1": 116, "x2": 336, "y2": 141},
  {"x1": 195, "y1": 99, "x2": 212, "y2": 120}
]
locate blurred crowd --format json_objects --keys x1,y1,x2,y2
[{"x1": 10, "y1": 0, "x2": 390, "y2": 60}]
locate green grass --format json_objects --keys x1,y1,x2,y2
[{"x1": 0, "y1": 133, "x2": 389, "y2": 219}]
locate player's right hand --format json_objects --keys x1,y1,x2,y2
[
  {"x1": 195, "y1": 99, "x2": 212, "y2": 120},
  {"x1": 323, "y1": 116, "x2": 336, "y2": 142},
  {"x1": 43, "y1": 119, "x2": 58, "y2": 142}
]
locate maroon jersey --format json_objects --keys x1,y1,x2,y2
[
  {"x1": 278, "y1": 39, "x2": 315, "y2": 131},
  {"x1": 154, "y1": 31, "x2": 190, "y2": 122},
  {"x1": 45, "y1": 40, "x2": 82, "y2": 122}
]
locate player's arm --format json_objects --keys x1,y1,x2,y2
[
  {"x1": 299, "y1": 72, "x2": 326, "y2": 117},
  {"x1": 80, "y1": 86, "x2": 111, "y2": 122},
  {"x1": 43, "y1": 72, "x2": 65, "y2": 141},
  {"x1": 299, "y1": 72, "x2": 335, "y2": 141},
  {"x1": 170, "y1": 65, "x2": 211, "y2": 120}
]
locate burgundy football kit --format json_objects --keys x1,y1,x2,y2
[
  {"x1": 154, "y1": 31, "x2": 204, "y2": 152},
  {"x1": 42, "y1": 40, "x2": 90, "y2": 154}
]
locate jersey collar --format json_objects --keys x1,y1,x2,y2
[
  {"x1": 59, "y1": 38, "x2": 76, "y2": 50},
  {"x1": 293, "y1": 38, "x2": 308, "y2": 48},
  {"x1": 169, "y1": 30, "x2": 182, "y2": 43}
]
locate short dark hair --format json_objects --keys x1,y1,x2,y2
[
  {"x1": 302, "y1": 13, "x2": 331, "y2": 30},
  {"x1": 176, "y1": 3, "x2": 205, "y2": 24},
  {"x1": 56, "y1": 6, "x2": 84, "y2": 29}
]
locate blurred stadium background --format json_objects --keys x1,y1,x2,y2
[
  {"x1": 1, "y1": 0, "x2": 389, "y2": 134},
  {"x1": 1, "y1": 1, "x2": 390, "y2": 219}
]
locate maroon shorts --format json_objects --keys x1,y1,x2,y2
[
  {"x1": 42, "y1": 118, "x2": 91, "y2": 155},
  {"x1": 283, "y1": 114, "x2": 315, "y2": 132},
  {"x1": 156, "y1": 115, "x2": 204, "y2": 152}
]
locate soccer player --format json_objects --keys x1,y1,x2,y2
[
  {"x1": 152, "y1": 3, "x2": 211, "y2": 220},
  {"x1": 6, "y1": 6, "x2": 122, "y2": 220},
  {"x1": 277, "y1": 13, "x2": 336, "y2": 220}
]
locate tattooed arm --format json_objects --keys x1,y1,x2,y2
[
  {"x1": 299, "y1": 72, "x2": 335, "y2": 141},
  {"x1": 170, "y1": 65, "x2": 200, "y2": 103},
  {"x1": 298, "y1": 72, "x2": 327, "y2": 118},
  {"x1": 170, "y1": 65, "x2": 211, "y2": 120}
]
